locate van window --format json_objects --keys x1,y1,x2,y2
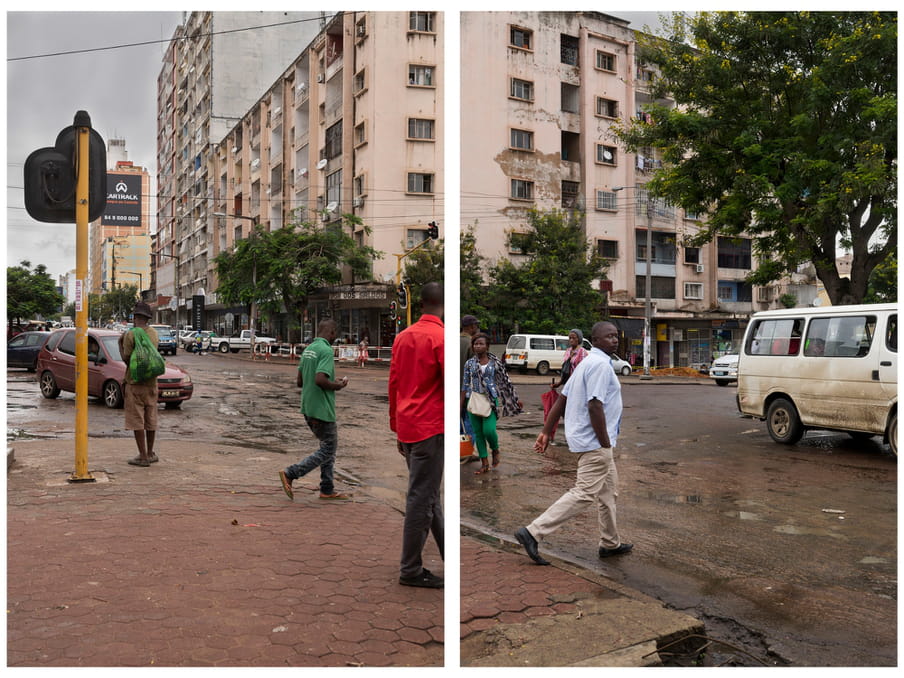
[
  {"x1": 555, "y1": 338, "x2": 570, "y2": 351},
  {"x1": 530, "y1": 338, "x2": 555, "y2": 350},
  {"x1": 805, "y1": 315, "x2": 876, "y2": 357},
  {"x1": 507, "y1": 336, "x2": 526, "y2": 350},
  {"x1": 745, "y1": 318, "x2": 804, "y2": 356},
  {"x1": 886, "y1": 315, "x2": 897, "y2": 352}
]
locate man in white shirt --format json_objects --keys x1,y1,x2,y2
[{"x1": 515, "y1": 321, "x2": 633, "y2": 565}]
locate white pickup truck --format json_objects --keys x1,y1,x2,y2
[{"x1": 215, "y1": 330, "x2": 276, "y2": 354}]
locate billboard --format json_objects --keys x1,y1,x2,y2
[{"x1": 101, "y1": 172, "x2": 142, "y2": 226}]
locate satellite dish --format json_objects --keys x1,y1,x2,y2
[
  {"x1": 326, "y1": 201, "x2": 339, "y2": 212},
  {"x1": 316, "y1": 158, "x2": 328, "y2": 170},
  {"x1": 299, "y1": 167, "x2": 308, "y2": 177},
  {"x1": 603, "y1": 150, "x2": 613, "y2": 161}
]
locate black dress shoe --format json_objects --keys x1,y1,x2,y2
[
  {"x1": 598, "y1": 542, "x2": 634, "y2": 558},
  {"x1": 515, "y1": 527, "x2": 550, "y2": 566},
  {"x1": 399, "y1": 568, "x2": 444, "y2": 588}
]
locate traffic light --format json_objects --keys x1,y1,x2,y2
[
  {"x1": 427, "y1": 221, "x2": 439, "y2": 239},
  {"x1": 24, "y1": 111, "x2": 107, "y2": 223},
  {"x1": 389, "y1": 301, "x2": 398, "y2": 320},
  {"x1": 397, "y1": 283, "x2": 409, "y2": 309}
]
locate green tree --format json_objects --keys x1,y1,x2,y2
[
  {"x1": 402, "y1": 238, "x2": 444, "y2": 322},
  {"x1": 104, "y1": 284, "x2": 140, "y2": 322},
  {"x1": 617, "y1": 11, "x2": 896, "y2": 305},
  {"x1": 6, "y1": 260, "x2": 64, "y2": 327},
  {"x1": 460, "y1": 224, "x2": 490, "y2": 325},
  {"x1": 489, "y1": 209, "x2": 608, "y2": 334},
  {"x1": 214, "y1": 213, "x2": 381, "y2": 329},
  {"x1": 864, "y1": 251, "x2": 897, "y2": 303}
]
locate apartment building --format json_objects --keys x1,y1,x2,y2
[
  {"x1": 88, "y1": 138, "x2": 151, "y2": 300},
  {"x1": 461, "y1": 11, "x2": 770, "y2": 367},
  {"x1": 154, "y1": 11, "x2": 332, "y2": 328},
  {"x1": 206, "y1": 11, "x2": 444, "y2": 345}
]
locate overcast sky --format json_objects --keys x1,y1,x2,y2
[{"x1": 4, "y1": 10, "x2": 668, "y2": 283}]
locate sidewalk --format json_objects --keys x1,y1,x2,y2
[
  {"x1": 6, "y1": 438, "x2": 443, "y2": 667},
  {"x1": 459, "y1": 529, "x2": 704, "y2": 667}
]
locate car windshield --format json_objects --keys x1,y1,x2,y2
[
  {"x1": 507, "y1": 336, "x2": 526, "y2": 349},
  {"x1": 99, "y1": 336, "x2": 123, "y2": 362}
]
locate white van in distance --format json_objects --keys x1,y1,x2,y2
[{"x1": 736, "y1": 303, "x2": 897, "y2": 455}]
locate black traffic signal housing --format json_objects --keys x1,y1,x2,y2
[
  {"x1": 24, "y1": 111, "x2": 107, "y2": 223},
  {"x1": 397, "y1": 283, "x2": 409, "y2": 309},
  {"x1": 389, "y1": 301, "x2": 398, "y2": 320},
  {"x1": 427, "y1": 221, "x2": 439, "y2": 239}
]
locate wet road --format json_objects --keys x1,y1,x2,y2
[{"x1": 462, "y1": 375, "x2": 897, "y2": 667}]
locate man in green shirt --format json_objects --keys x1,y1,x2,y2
[{"x1": 279, "y1": 318, "x2": 350, "y2": 500}]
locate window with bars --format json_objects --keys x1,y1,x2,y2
[
  {"x1": 510, "y1": 128, "x2": 534, "y2": 150},
  {"x1": 598, "y1": 239, "x2": 619, "y2": 259},
  {"x1": 596, "y1": 144, "x2": 617, "y2": 165},
  {"x1": 408, "y1": 118, "x2": 435, "y2": 140},
  {"x1": 561, "y1": 34, "x2": 579, "y2": 65},
  {"x1": 684, "y1": 282, "x2": 704, "y2": 300},
  {"x1": 636, "y1": 275, "x2": 676, "y2": 299},
  {"x1": 562, "y1": 181, "x2": 580, "y2": 208},
  {"x1": 409, "y1": 12, "x2": 435, "y2": 33},
  {"x1": 596, "y1": 190, "x2": 617, "y2": 210},
  {"x1": 354, "y1": 121, "x2": 366, "y2": 146},
  {"x1": 407, "y1": 172, "x2": 434, "y2": 194},
  {"x1": 511, "y1": 179, "x2": 534, "y2": 200},
  {"x1": 324, "y1": 120, "x2": 342, "y2": 159},
  {"x1": 326, "y1": 169, "x2": 342, "y2": 206},
  {"x1": 718, "y1": 237, "x2": 752, "y2": 269},
  {"x1": 684, "y1": 247, "x2": 700, "y2": 264},
  {"x1": 408, "y1": 65, "x2": 435, "y2": 87},
  {"x1": 636, "y1": 229, "x2": 676, "y2": 264},
  {"x1": 510, "y1": 26, "x2": 532, "y2": 49},
  {"x1": 510, "y1": 78, "x2": 534, "y2": 101},
  {"x1": 596, "y1": 97, "x2": 618, "y2": 118},
  {"x1": 596, "y1": 51, "x2": 616, "y2": 71}
]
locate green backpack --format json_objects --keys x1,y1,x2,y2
[{"x1": 129, "y1": 328, "x2": 166, "y2": 382}]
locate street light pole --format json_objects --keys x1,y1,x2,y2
[{"x1": 613, "y1": 185, "x2": 654, "y2": 379}]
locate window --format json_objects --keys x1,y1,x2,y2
[
  {"x1": 326, "y1": 169, "x2": 342, "y2": 206},
  {"x1": 746, "y1": 318, "x2": 805, "y2": 356},
  {"x1": 598, "y1": 239, "x2": 619, "y2": 259},
  {"x1": 684, "y1": 247, "x2": 700, "y2": 264},
  {"x1": 531, "y1": 338, "x2": 555, "y2": 350},
  {"x1": 561, "y1": 34, "x2": 579, "y2": 66},
  {"x1": 511, "y1": 179, "x2": 534, "y2": 201},
  {"x1": 508, "y1": 232, "x2": 529, "y2": 254},
  {"x1": 58, "y1": 331, "x2": 76, "y2": 356},
  {"x1": 636, "y1": 276, "x2": 676, "y2": 300},
  {"x1": 354, "y1": 121, "x2": 367, "y2": 146},
  {"x1": 636, "y1": 229, "x2": 676, "y2": 264},
  {"x1": 407, "y1": 229, "x2": 429, "y2": 249},
  {"x1": 684, "y1": 282, "x2": 704, "y2": 300},
  {"x1": 354, "y1": 173, "x2": 366, "y2": 198},
  {"x1": 637, "y1": 67, "x2": 655, "y2": 83},
  {"x1": 409, "y1": 12, "x2": 435, "y2": 33},
  {"x1": 596, "y1": 144, "x2": 617, "y2": 165},
  {"x1": 407, "y1": 172, "x2": 434, "y2": 194},
  {"x1": 685, "y1": 210, "x2": 700, "y2": 220},
  {"x1": 596, "y1": 97, "x2": 618, "y2": 118},
  {"x1": 561, "y1": 83, "x2": 579, "y2": 113},
  {"x1": 596, "y1": 190, "x2": 617, "y2": 210},
  {"x1": 718, "y1": 237, "x2": 752, "y2": 269},
  {"x1": 510, "y1": 78, "x2": 534, "y2": 101},
  {"x1": 324, "y1": 120, "x2": 342, "y2": 160},
  {"x1": 408, "y1": 118, "x2": 435, "y2": 140},
  {"x1": 561, "y1": 181, "x2": 579, "y2": 209},
  {"x1": 596, "y1": 51, "x2": 616, "y2": 72},
  {"x1": 887, "y1": 314, "x2": 897, "y2": 352},
  {"x1": 353, "y1": 68, "x2": 367, "y2": 95},
  {"x1": 408, "y1": 65, "x2": 435, "y2": 87},
  {"x1": 510, "y1": 128, "x2": 534, "y2": 151},
  {"x1": 804, "y1": 315, "x2": 877, "y2": 357},
  {"x1": 510, "y1": 26, "x2": 532, "y2": 50}
]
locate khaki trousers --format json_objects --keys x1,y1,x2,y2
[{"x1": 527, "y1": 446, "x2": 621, "y2": 549}]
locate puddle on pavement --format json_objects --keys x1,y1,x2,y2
[{"x1": 773, "y1": 524, "x2": 845, "y2": 539}]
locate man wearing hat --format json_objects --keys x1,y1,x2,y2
[{"x1": 119, "y1": 302, "x2": 160, "y2": 467}]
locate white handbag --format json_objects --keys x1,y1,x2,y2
[{"x1": 466, "y1": 391, "x2": 493, "y2": 417}]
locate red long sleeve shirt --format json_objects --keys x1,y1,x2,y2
[{"x1": 388, "y1": 314, "x2": 444, "y2": 443}]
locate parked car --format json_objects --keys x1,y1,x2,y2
[
  {"x1": 181, "y1": 330, "x2": 218, "y2": 351},
  {"x1": 7, "y1": 331, "x2": 51, "y2": 371},
  {"x1": 150, "y1": 324, "x2": 178, "y2": 355},
  {"x1": 710, "y1": 354, "x2": 740, "y2": 386},
  {"x1": 610, "y1": 355, "x2": 633, "y2": 376},
  {"x1": 36, "y1": 328, "x2": 193, "y2": 409}
]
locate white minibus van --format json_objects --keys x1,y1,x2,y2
[{"x1": 736, "y1": 303, "x2": 896, "y2": 455}]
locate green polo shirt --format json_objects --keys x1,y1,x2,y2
[{"x1": 299, "y1": 337, "x2": 336, "y2": 422}]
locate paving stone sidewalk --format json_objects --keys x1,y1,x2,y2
[{"x1": 7, "y1": 439, "x2": 443, "y2": 667}]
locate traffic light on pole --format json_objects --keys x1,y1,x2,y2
[
  {"x1": 397, "y1": 283, "x2": 408, "y2": 309},
  {"x1": 427, "y1": 221, "x2": 439, "y2": 239},
  {"x1": 389, "y1": 301, "x2": 397, "y2": 320}
]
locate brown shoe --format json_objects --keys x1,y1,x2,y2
[
  {"x1": 278, "y1": 471, "x2": 294, "y2": 500},
  {"x1": 319, "y1": 492, "x2": 351, "y2": 500},
  {"x1": 127, "y1": 456, "x2": 150, "y2": 467}
]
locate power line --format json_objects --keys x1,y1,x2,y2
[{"x1": 7, "y1": 16, "x2": 329, "y2": 63}]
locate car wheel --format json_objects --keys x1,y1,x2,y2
[
  {"x1": 766, "y1": 397, "x2": 804, "y2": 445},
  {"x1": 621, "y1": 365, "x2": 632, "y2": 376},
  {"x1": 164, "y1": 401, "x2": 182, "y2": 410},
  {"x1": 218, "y1": 342, "x2": 230, "y2": 353},
  {"x1": 172, "y1": 347, "x2": 177, "y2": 355},
  {"x1": 39, "y1": 371, "x2": 61, "y2": 399},
  {"x1": 536, "y1": 361, "x2": 550, "y2": 376},
  {"x1": 103, "y1": 380, "x2": 124, "y2": 409},
  {"x1": 886, "y1": 410, "x2": 897, "y2": 456}
]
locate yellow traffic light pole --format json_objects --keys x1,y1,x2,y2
[
  {"x1": 393, "y1": 237, "x2": 434, "y2": 327},
  {"x1": 70, "y1": 124, "x2": 94, "y2": 483}
]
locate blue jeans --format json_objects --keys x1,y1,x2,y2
[{"x1": 284, "y1": 416, "x2": 338, "y2": 495}]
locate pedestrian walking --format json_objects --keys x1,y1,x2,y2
[
  {"x1": 357, "y1": 336, "x2": 368, "y2": 368},
  {"x1": 461, "y1": 333, "x2": 522, "y2": 474},
  {"x1": 118, "y1": 301, "x2": 160, "y2": 467},
  {"x1": 459, "y1": 315, "x2": 481, "y2": 462},
  {"x1": 544, "y1": 329, "x2": 589, "y2": 443},
  {"x1": 278, "y1": 318, "x2": 351, "y2": 501},
  {"x1": 515, "y1": 321, "x2": 633, "y2": 566},
  {"x1": 389, "y1": 282, "x2": 445, "y2": 588}
]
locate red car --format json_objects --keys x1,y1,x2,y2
[{"x1": 36, "y1": 328, "x2": 193, "y2": 409}]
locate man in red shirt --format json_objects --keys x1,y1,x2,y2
[{"x1": 389, "y1": 282, "x2": 444, "y2": 588}]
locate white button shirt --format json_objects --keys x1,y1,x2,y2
[{"x1": 560, "y1": 347, "x2": 623, "y2": 452}]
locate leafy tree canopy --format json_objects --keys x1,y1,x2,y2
[
  {"x1": 487, "y1": 209, "x2": 609, "y2": 334},
  {"x1": 459, "y1": 224, "x2": 490, "y2": 327},
  {"x1": 402, "y1": 238, "x2": 444, "y2": 322},
  {"x1": 617, "y1": 11, "x2": 896, "y2": 305},
  {"x1": 214, "y1": 213, "x2": 381, "y2": 321},
  {"x1": 7, "y1": 260, "x2": 64, "y2": 325}
]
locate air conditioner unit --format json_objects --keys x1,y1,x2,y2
[
  {"x1": 317, "y1": 74, "x2": 325, "y2": 83},
  {"x1": 326, "y1": 201, "x2": 339, "y2": 213},
  {"x1": 231, "y1": 146, "x2": 238, "y2": 154},
  {"x1": 695, "y1": 264, "x2": 705, "y2": 273},
  {"x1": 272, "y1": 107, "x2": 281, "y2": 117}
]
